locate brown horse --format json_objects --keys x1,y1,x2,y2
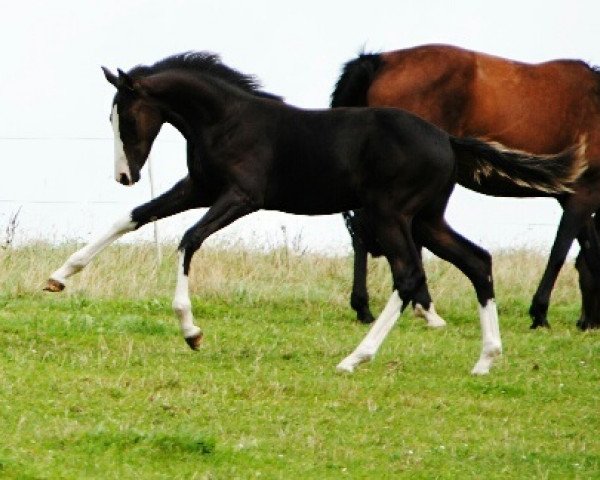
[{"x1": 332, "y1": 44, "x2": 600, "y2": 330}]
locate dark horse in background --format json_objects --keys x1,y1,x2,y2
[
  {"x1": 44, "y1": 52, "x2": 583, "y2": 374},
  {"x1": 332, "y1": 44, "x2": 600, "y2": 330}
]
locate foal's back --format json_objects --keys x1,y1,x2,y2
[{"x1": 262, "y1": 105, "x2": 455, "y2": 215}]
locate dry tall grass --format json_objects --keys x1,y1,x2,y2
[{"x1": 0, "y1": 242, "x2": 579, "y2": 312}]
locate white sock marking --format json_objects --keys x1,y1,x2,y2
[
  {"x1": 414, "y1": 302, "x2": 447, "y2": 328},
  {"x1": 471, "y1": 299, "x2": 503, "y2": 375},
  {"x1": 337, "y1": 291, "x2": 403, "y2": 372},
  {"x1": 49, "y1": 215, "x2": 136, "y2": 285},
  {"x1": 172, "y1": 251, "x2": 202, "y2": 339},
  {"x1": 112, "y1": 104, "x2": 132, "y2": 184}
]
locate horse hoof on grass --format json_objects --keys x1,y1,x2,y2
[
  {"x1": 530, "y1": 320, "x2": 550, "y2": 329},
  {"x1": 577, "y1": 318, "x2": 600, "y2": 331},
  {"x1": 336, "y1": 361, "x2": 356, "y2": 373},
  {"x1": 184, "y1": 333, "x2": 203, "y2": 350},
  {"x1": 44, "y1": 279, "x2": 65, "y2": 293},
  {"x1": 336, "y1": 351, "x2": 373, "y2": 373},
  {"x1": 357, "y1": 312, "x2": 375, "y2": 324}
]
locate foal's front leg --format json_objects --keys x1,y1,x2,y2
[
  {"x1": 44, "y1": 177, "x2": 199, "y2": 291},
  {"x1": 171, "y1": 189, "x2": 256, "y2": 349}
]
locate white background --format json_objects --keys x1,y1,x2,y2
[{"x1": 1, "y1": 1, "x2": 598, "y2": 255}]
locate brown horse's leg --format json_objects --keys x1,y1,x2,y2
[
  {"x1": 575, "y1": 254, "x2": 600, "y2": 329},
  {"x1": 349, "y1": 234, "x2": 375, "y2": 323},
  {"x1": 576, "y1": 211, "x2": 600, "y2": 330},
  {"x1": 529, "y1": 203, "x2": 597, "y2": 329},
  {"x1": 344, "y1": 210, "x2": 376, "y2": 323}
]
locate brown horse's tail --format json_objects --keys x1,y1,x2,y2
[
  {"x1": 450, "y1": 136, "x2": 588, "y2": 197},
  {"x1": 330, "y1": 52, "x2": 382, "y2": 107}
]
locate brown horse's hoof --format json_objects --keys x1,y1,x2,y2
[
  {"x1": 184, "y1": 333, "x2": 203, "y2": 350},
  {"x1": 44, "y1": 278, "x2": 65, "y2": 293}
]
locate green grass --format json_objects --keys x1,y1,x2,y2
[{"x1": 0, "y1": 245, "x2": 598, "y2": 478}]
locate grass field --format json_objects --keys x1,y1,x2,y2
[{"x1": 0, "y1": 244, "x2": 598, "y2": 479}]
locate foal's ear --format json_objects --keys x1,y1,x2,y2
[
  {"x1": 117, "y1": 68, "x2": 135, "y2": 91},
  {"x1": 101, "y1": 66, "x2": 119, "y2": 88},
  {"x1": 102, "y1": 66, "x2": 144, "y2": 95}
]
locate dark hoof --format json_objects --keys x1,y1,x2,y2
[
  {"x1": 530, "y1": 319, "x2": 551, "y2": 329},
  {"x1": 357, "y1": 311, "x2": 375, "y2": 324},
  {"x1": 44, "y1": 278, "x2": 65, "y2": 293},
  {"x1": 529, "y1": 302, "x2": 550, "y2": 329},
  {"x1": 577, "y1": 318, "x2": 600, "y2": 331},
  {"x1": 184, "y1": 333, "x2": 203, "y2": 350}
]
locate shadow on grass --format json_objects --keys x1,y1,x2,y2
[{"x1": 75, "y1": 428, "x2": 216, "y2": 456}]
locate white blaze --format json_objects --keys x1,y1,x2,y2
[{"x1": 111, "y1": 104, "x2": 131, "y2": 184}]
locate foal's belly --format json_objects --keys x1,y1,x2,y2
[{"x1": 263, "y1": 175, "x2": 360, "y2": 215}]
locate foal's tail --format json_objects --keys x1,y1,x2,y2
[
  {"x1": 450, "y1": 136, "x2": 588, "y2": 197},
  {"x1": 330, "y1": 52, "x2": 382, "y2": 107}
]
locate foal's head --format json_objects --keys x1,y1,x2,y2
[
  {"x1": 102, "y1": 67, "x2": 163, "y2": 186},
  {"x1": 102, "y1": 52, "x2": 283, "y2": 186}
]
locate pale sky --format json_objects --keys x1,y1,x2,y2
[{"x1": 1, "y1": 1, "x2": 599, "y2": 253}]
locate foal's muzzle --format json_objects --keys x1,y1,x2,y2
[
  {"x1": 116, "y1": 169, "x2": 140, "y2": 186},
  {"x1": 118, "y1": 173, "x2": 132, "y2": 186}
]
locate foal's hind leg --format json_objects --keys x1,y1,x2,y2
[
  {"x1": 411, "y1": 243, "x2": 447, "y2": 328},
  {"x1": 345, "y1": 210, "x2": 445, "y2": 327},
  {"x1": 414, "y1": 218, "x2": 501, "y2": 375},
  {"x1": 44, "y1": 177, "x2": 200, "y2": 291},
  {"x1": 337, "y1": 216, "x2": 425, "y2": 372}
]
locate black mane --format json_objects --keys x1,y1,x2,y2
[
  {"x1": 128, "y1": 51, "x2": 282, "y2": 101},
  {"x1": 331, "y1": 52, "x2": 382, "y2": 108}
]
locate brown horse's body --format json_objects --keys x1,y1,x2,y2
[
  {"x1": 333, "y1": 44, "x2": 600, "y2": 328},
  {"x1": 372, "y1": 46, "x2": 600, "y2": 157}
]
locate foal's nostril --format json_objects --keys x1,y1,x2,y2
[{"x1": 119, "y1": 173, "x2": 130, "y2": 185}]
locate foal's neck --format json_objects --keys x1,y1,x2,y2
[{"x1": 148, "y1": 71, "x2": 246, "y2": 137}]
